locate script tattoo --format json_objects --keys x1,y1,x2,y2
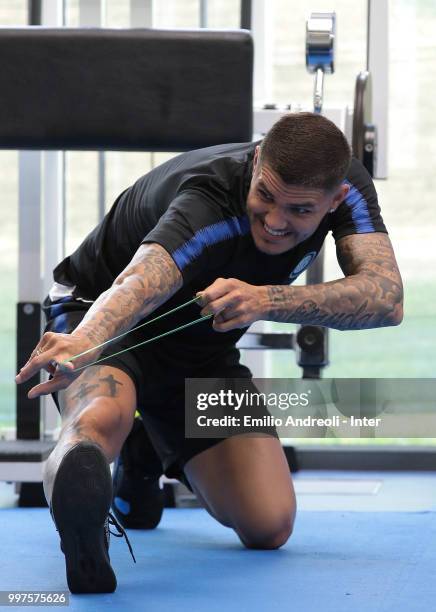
[
  {"x1": 73, "y1": 243, "x2": 183, "y2": 348},
  {"x1": 267, "y1": 233, "x2": 403, "y2": 330}
]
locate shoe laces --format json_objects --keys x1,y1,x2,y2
[
  {"x1": 50, "y1": 505, "x2": 137, "y2": 564},
  {"x1": 106, "y1": 511, "x2": 137, "y2": 564}
]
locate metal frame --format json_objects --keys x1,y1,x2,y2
[
  {"x1": 235, "y1": 0, "x2": 275, "y2": 379},
  {"x1": 130, "y1": 0, "x2": 153, "y2": 27},
  {"x1": 240, "y1": 0, "x2": 251, "y2": 31},
  {"x1": 367, "y1": 0, "x2": 388, "y2": 178},
  {"x1": 16, "y1": 0, "x2": 65, "y2": 460},
  {"x1": 79, "y1": 0, "x2": 106, "y2": 222},
  {"x1": 17, "y1": 152, "x2": 42, "y2": 440},
  {"x1": 251, "y1": 0, "x2": 274, "y2": 106}
]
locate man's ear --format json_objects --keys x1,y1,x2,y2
[{"x1": 331, "y1": 183, "x2": 350, "y2": 211}]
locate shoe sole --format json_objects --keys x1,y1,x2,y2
[{"x1": 51, "y1": 442, "x2": 116, "y2": 594}]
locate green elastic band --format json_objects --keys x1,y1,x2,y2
[
  {"x1": 61, "y1": 295, "x2": 203, "y2": 365},
  {"x1": 71, "y1": 313, "x2": 213, "y2": 373}
]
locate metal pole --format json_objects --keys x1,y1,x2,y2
[
  {"x1": 240, "y1": 0, "x2": 251, "y2": 30},
  {"x1": 15, "y1": 0, "x2": 47, "y2": 439},
  {"x1": 199, "y1": 0, "x2": 208, "y2": 28},
  {"x1": 17, "y1": 151, "x2": 42, "y2": 439},
  {"x1": 79, "y1": 0, "x2": 106, "y2": 221},
  {"x1": 41, "y1": 0, "x2": 66, "y2": 439},
  {"x1": 28, "y1": 0, "x2": 42, "y2": 25},
  {"x1": 241, "y1": 0, "x2": 274, "y2": 377},
  {"x1": 130, "y1": 0, "x2": 153, "y2": 26},
  {"x1": 251, "y1": 0, "x2": 274, "y2": 106},
  {"x1": 130, "y1": 0, "x2": 154, "y2": 171},
  {"x1": 367, "y1": 0, "x2": 388, "y2": 178}
]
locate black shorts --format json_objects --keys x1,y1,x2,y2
[{"x1": 42, "y1": 290, "x2": 278, "y2": 485}]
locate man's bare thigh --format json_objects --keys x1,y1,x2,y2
[
  {"x1": 184, "y1": 433, "x2": 296, "y2": 529},
  {"x1": 57, "y1": 364, "x2": 137, "y2": 426}
]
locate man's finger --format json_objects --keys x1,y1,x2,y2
[
  {"x1": 211, "y1": 304, "x2": 239, "y2": 321},
  {"x1": 54, "y1": 361, "x2": 76, "y2": 374},
  {"x1": 20, "y1": 344, "x2": 45, "y2": 372},
  {"x1": 28, "y1": 374, "x2": 74, "y2": 399},
  {"x1": 16, "y1": 351, "x2": 73, "y2": 384},
  {"x1": 16, "y1": 357, "x2": 49, "y2": 384},
  {"x1": 196, "y1": 278, "x2": 234, "y2": 306},
  {"x1": 200, "y1": 293, "x2": 237, "y2": 317},
  {"x1": 212, "y1": 313, "x2": 246, "y2": 333}
]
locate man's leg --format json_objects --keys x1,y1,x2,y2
[
  {"x1": 43, "y1": 364, "x2": 137, "y2": 503},
  {"x1": 184, "y1": 434, "x2": 296, "y2": 549},
  {"x1": 43, "y1": 364, "x2": 137, "y2": 593}
]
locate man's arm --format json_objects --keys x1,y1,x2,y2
[
  {"x1": 264, "y1": 233, "x2": 403, "y2": 330},
  {"x1": 198, "y1": 233, "x2": 404, "y2": 332},
  {"x1": 16, "y1": 243, "x2": 182, "y2": 396},
  {"x1": 73, "y1": 243, "x2": 182, "y2": 346}
]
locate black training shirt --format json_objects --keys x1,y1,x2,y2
[{"x1": 53, "y1": 141, "x2": 388, "y2": 364}]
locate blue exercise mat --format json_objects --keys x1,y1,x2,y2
[{"x1": 1, "y1": 507, "x2": 435, "y2": 612}]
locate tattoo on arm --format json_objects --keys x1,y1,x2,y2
[
  {"x1": 266, "y1": 233, "x2": 404, "y2": 331},
  {"x1": 72, "y1": 243, "x2": 183, "y2": 349}
]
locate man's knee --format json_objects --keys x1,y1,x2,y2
[{"x1": 237, "y1": 511, "x2": 295, "y2": 550}]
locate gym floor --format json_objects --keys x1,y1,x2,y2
[{"x1": 2, "y1": 471, "x2": 436, "y2": 611}]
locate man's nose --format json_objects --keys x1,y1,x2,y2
[{"x1": 264, "y1": 207, "x2": 288, "y2": 231}]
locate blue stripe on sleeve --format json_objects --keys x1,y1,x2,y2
[
  {"x1": 343, "y1": 180, "x2": 375, "y2": 233},
  {"x1": 49, "y1": 297, "x2": 71, "y2": 333},
  {"x1": 49, "y1": 301, "x2": 68, "y2": 318},
  {"x1": 172, "y1": 215, "x2": 250, "y2": 271},
  {"x1": 52, "y1": 313, "x2": 69, "y2": 333}
]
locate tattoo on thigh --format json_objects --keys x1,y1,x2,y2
[
  {"x1": 99, "y1": 374, "x2": 123, "y2": 397},
  {"x1": 62, "y1": 368, "x2": 124, "y2": 417},
  {"x1": 72, "y1": 383, "x2": 100, "y2": 400}
]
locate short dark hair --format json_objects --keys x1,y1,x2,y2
[{"x1": 258, "y1": 112, "x2": 351, "y2": 192}]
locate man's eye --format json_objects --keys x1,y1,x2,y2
[
  {"x1": 258, "y1": 189, "x2": 273, "y2": 201},
  {"x1": 289, "y1": 207, "x2": 311, "y2": 215}
]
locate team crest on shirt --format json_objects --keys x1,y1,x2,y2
[{"x1": 288, "y1": 251, "x2": 318, "y2": 282}]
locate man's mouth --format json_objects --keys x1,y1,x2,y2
[{"x1": 262, "y1": 221, "x2": 291, "y2": 238}]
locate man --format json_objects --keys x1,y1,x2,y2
[{"x1": 16, "y1": 113, "x2": 403, "y2": 594}]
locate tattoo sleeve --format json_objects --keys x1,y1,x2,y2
[
  {"x1": 265, "y1": 233, "x2": 404, "y2": 331},
  {"x1": 71, "y1": 243, "x2": 183, "y2": 347}
]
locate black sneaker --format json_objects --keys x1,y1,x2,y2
[
  {"x1": 50, "y1": 441, "x2": 136, "y2": 594},
  {"x1": 112, "y1": 416, "x2": 164, "y2": 530}
]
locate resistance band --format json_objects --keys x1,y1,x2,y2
[{"x1": 59, "y1": 295, "x2": 213, "y2": 373}]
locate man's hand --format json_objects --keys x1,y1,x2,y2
[
  {"x1": 197, "y1": 278, "x2": 269, "y2": 332},
  {"x1": 15, "y1": 331, "x2": 99, "y2": 399}
]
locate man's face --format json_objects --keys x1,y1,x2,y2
[{"x1": 246, "y1": 147, "x2": 349, "y2": 255}]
